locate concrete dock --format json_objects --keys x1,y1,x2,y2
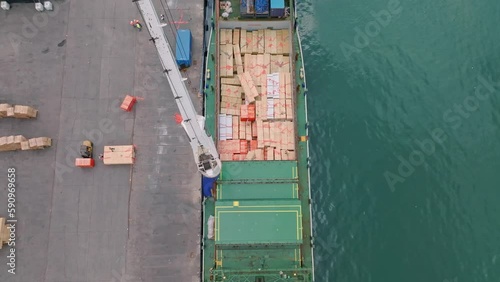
[{"x1": 0, "y1": 0, "x2": 205, "y2": 281}]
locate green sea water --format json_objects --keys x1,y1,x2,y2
[{"x1": 298, "y1": 0, "x2": 500, "y2": 281}]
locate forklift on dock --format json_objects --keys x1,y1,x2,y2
[
  {"x1": 80, "y1": 140, "x2": 93, "y2": 159},
  {"x1": 75, "y1": 140, "x2": 95, "y2": 168}
]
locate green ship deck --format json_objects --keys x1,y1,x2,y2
[
  {"x1": 202, "y1": 0, "x2": 314, "y2": 281},
  {"x1": 216, "y1": 200, "x2": 303, "y2": 246}
]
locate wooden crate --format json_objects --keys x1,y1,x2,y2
[{"x1": 103, "y1": 145, "x2": 135, "y2": 165}]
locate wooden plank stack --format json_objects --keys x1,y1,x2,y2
[
  {"x1": 0, "y1": 103, "x2": 37, "y2": 119},
  {"x1": 0, "y1": 135, "x2": 51, "y2": 152},
  {"x1": 218, "y1": 28, "x2": 295, "y2": 161}
]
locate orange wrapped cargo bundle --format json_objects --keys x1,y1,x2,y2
[
  {"x1": 120, "y1": 95, "x2": 137, "y2": 112},
  {"x1": 75, "y1": 158, "x2": 95, "y2": 168},
  {"x1": 240, "y1": 105, "x2": 248, "y2": 121},
  {"x1": 247, "y1": 103, "x2": 256, "y2": 121},
  {"x1": 240, "y1": 140, "x2": 248, "y2": 154},
  {"x1": 250, "y1": 140, "x2": 258, "y2": 151}
]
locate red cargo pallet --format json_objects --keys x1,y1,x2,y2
[
  {"x1": 75, "y1": 158, "x2": 95, "y2": 168},
  {"x1": 120, "y1": 95, "x2": 137, "y2": 112}
]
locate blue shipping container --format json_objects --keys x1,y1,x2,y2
[
  {"x1": 255, "y1": 0, "x2": 269, "y2": 14},
  {"x1": 270, "y1": 0, "x2": 285, "y2": 17},
  {"x1": 176, "y1": 29, "x2": 192, "y2": 68}
]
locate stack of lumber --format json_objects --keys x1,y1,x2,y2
[
  {"x1": 0, "y1": 103, "x2": 37, "y2": 119},
  {"x1": 0, "y1": 135, "x2": 51, "y2": 152},
  {"x1": 217, "y1": 28, "x2": 295, "y2": 161}
]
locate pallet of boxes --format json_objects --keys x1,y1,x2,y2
[
  {"x1": 217, "y1": 28, "x2": 296, "y2": 161},
  {"x1": 0, "y1": 135, "x2": 51, "y2": 152},
  {"x1": 0, "y1": 103, "x2": 37, "y2": 119}
]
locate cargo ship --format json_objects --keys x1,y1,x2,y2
[{"x1": 201, "y1": 0, "x2": 315, "y2": 280}]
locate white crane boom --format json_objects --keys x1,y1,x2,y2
[{"x1": 133, "y1": 0, "x2": 221, "y2": 178}]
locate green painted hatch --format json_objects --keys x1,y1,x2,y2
[
  {"x1": 217, "y1": 183, "x2": 299, "y2": 200},
  {"x1": 215, "y1": 200, "x2": 303, "y2": 246}
]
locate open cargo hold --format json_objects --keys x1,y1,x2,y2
[
  {"x1": 217, "y1": 28, "x2": 294, "y2": 161},
  {"x1": 175, "y1": 29, "x2": 192, "y2": 68},
  {"x1": 204, "y1": 1, "x2": 314, "y2": 280}
]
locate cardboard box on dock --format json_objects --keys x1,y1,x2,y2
[
  {"x1": 28, "y1": 138, "x2": 39, "y2": 149},
  {"x1": 0, "y1": 137, "x2": 8, "y2": 152},
  {"x1": 13, "y1": 105, "x2": 37, "y2": 118},
  {"x1": 20, "y1": 141, "x2": 30, "y2": 151},
  {"x1": 0, "y1": 104, "x2": 11, "y2": 117},
  {"x1": 6, "y1": 107, "x2": 14, "y2": 117}
]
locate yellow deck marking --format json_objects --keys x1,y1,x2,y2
[{"x1": 216, "y1": 204, "x2": 301, "y2": 209}]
